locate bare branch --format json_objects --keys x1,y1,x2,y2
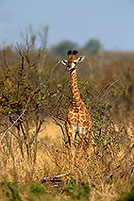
[
  {"x1": 96, "y1": 79, "x2": 120, "y2": 104},
  {"x1": 52, "y1": 117, "x2": 68, "y2": 145},
  {"x1": 46, "y1": 60, "x2": 61, "y2": 83},
  {"x1": 0, "y1": 99, "x2": 30, "y2": 144}
]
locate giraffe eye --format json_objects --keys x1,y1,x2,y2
[{"x1": 74, "y1": 62, "x2": 77, "y2": 65}]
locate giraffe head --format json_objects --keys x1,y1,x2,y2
[{"x1": 61, "y1": 50, "x2": 85, "y2": 73}]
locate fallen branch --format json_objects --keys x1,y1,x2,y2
[{"x1": 41, "y1": 173, "x2": 70, "y2": 183}]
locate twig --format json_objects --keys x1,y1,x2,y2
[
  {"x1": 2, "y1": 49, "x2": 18, "y2": 81},
  {"x1": 46, "y1": 60, "x2": 61, "y2": 83},
  {"x1": 29, "y1": 60, "x2": 61, "y2": 95},
  {"x1": 96, "y1": 79, "x2": 120, "y2": 104},
  {"x1": 0, "y1": 100, "x2": 30, "y2": 144},
  {"x1": 53, "y1": 117, "x2": 67, "y2": 144}
]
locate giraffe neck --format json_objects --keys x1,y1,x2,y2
[{"x1": 70, "y1": 69, "x2": 81, "y2": 106}]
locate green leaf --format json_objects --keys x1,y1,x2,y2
[{"x1": 57, "y1": 84, "x2": 62, "y2": 88}]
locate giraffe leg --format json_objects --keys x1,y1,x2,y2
[
  {"x1": 65, "y1": 121, "x2": 77, "y2": 152},
  {"x1": 79, "y1": 136, "x2": 85, "y2": 150},
  {"x1": 79, "y1": 126, "x2": 90, "y2": 151},
  {"x1": 85, "y1": 131, "x2": 91, "y2": 148}
]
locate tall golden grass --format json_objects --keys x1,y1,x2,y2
[{"x1": 0, "y1": 119, "x2": 133, "y2": 201}]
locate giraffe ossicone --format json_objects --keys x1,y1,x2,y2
[{"x1": 61, "y1": 50, "x2": 92, "y2": 151}]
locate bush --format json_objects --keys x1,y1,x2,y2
[
  {"x1": 83, "y1": 38, "x2": 103, "y2": 54},
  {"x1": 117, "y1": 191, "x2": 134, "y2": 201},
  {"x1": 64, "y1": 178, "x2": 91, "y2": 200}
]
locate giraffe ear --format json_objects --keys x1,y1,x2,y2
[
  {"x1": 61, "y1": 59, "x2": 67, "y2": 66},
  {"x1": 77, "y1": 56, "x2": 85, "y2": 63}
]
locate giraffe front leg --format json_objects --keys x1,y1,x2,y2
[
  {"x1": 65, "y1": 121, "x2": 77, "y2": 151},
  {"x1": 68, "y1": 132, "x2": 76, "y2": 152},
  {"x1": 79, "y1": 136, "x2": 85, "y2": 150},
  {"x1": 78, "y1": 127, "x2": 88, "y2": 151},
  {"x1": 84, "y1": 131, "x2": 91, "y2": 148},
  {"x1": 78, "y1": 123, "x2": 91, "y2": 151}
]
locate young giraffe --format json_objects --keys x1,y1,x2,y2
[{"x1": 61, "y1": 50, "x2": 92, "y2": 151}]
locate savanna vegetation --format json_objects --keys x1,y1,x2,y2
[{"x1": 0, "y1": 29, "x2": 133, "y2": 201}]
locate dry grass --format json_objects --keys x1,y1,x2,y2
[
  {"x1": 0, "y1": 119, "x2": 133, "y2": 201},
  {"x1": 38, "y1": 118, "x2": 63, "y2": 140}
]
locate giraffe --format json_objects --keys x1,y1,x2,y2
[{"x1": 61, "y1": 50, "x2": 92, "y2": 152}]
